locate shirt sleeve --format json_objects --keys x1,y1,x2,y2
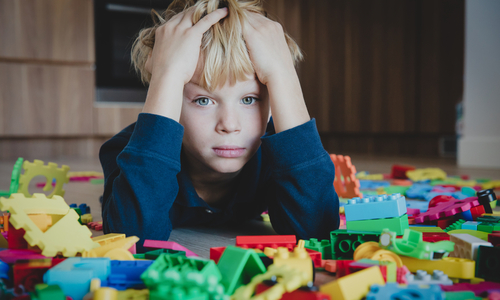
[
  {"x1": 260, "y1": 118, "x2": 340, "y2": 240},
  {"x1": 99, "y1": 113, "x2": 184, "y2": 252}
]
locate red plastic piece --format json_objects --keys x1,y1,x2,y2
[
  {"x1": 323, "y1": 260, "x2": 337, "y2": 273},
  {"x1": 460, "y1": 175, "x2": 470, "y2": 180},
  {"x1": 236, "y1": 235, "x2": 296, "y2": 251},
  {"x1": 143, "y1": 240, "x2": 198, "y2": 257},
  {"x1": 210, "y1": 246, "x2": 226, "y2": 263},
  {"x1": 489, "y1": 291, "x2": 500, "y2": 300},
  {"x1": 422, "y1": 232, "x2": 450, "y2": 243},
  {"x1": 87, "y1": 222, "x2": 103, "y2": 231},
  {"x1": 428, "y1": 195, "x2": 455, "y2": 209},
  {"x1": 0, "y1": 249, "x2": 48, "y2": 264},
  {"x1": 334, "y1": 260, "x2": 355, "y2": 278},
  {"x1": 304, "y1": 248, "x2": 322, "y2": 268},
  {"x1": 440, "y1": 281, "x2": 500, "y2": 296},
  {"x1": 413, "y1": 197, "x2": 480, "y2": 223},
  {"x1": 8, "y1": 223, "x2": 28, "y2": 249},
  {"x1": 13, "y1": 258, "x2": 65, "y2": 293},
  {"x1": 407, "y1": 208, "x2": 421, "y2": 216},
  {"x1": 488, "y1": 233, "x2": 500, "y2": 247},
  {"x1": 470, "y1": 205, "x2": 486, "y2": 220},
  {"x1": 428, "y1": 216, "x2": 457, "y2": 229},
  {"x1": 396, "y1": 266, "x2": 410, "y2": 284},
  {"x1": 391, "y1": 164, "x2": 416, "y2": 179},
  {"x1": 256, "y1": 283, "x2": 331, "y2": 300}
]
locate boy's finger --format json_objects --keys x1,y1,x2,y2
[{"x1": 192, "y1": 7, "x2": 228, "y2": 34}]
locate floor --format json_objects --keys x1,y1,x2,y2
[{"x1": 1, "y1": 155, "x2": 499, "y2": 260}]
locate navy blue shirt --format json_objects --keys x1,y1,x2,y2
[{"x1": 100, "y1": 113, "x2": 340, "y2": 251}]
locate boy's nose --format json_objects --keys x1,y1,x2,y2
[{"x1": 216, "y1": 108, "x2": 241, "y2": 134}]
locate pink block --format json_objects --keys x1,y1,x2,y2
[
  {"x1": 440, "y1": 282, "x2": 500, "y2": 296},
  {"x1": 0, "y1": 249, "x2": 47, "y2": 264},
  {"x1": 143, "y1": 240, "x2": 198, "y2": 257},
  {"x1": 413, "y1": 197, "x2": 480, "y2": 223},
  {"x1": 406, "y1": 208, "x2": 420, "y2": 216},
  {"x1": 128, "y1": 243, "x2": 136, "y2": 255}
]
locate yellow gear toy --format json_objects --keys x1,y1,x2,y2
[{"x1": 18, "y1": 159, "x2": 70, "y2": 198}]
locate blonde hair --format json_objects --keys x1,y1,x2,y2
[{"x1": 131, "y1": 0, "x2": 303, "y2": 91}]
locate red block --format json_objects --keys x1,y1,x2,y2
[
  {"x1": 391, "y1": 164, "x2": 416, "y2": 179},
  {"x1": 470, "y1": 205, "x2": 485, "y2": 220},
  {"x1": 210, "y1": 246, "x2": 226, "y2": 263},
  {"x1": 304, "y1": 248, "x2": 322, "y2": 268},
  {"x1": 8, "y1": 223, "x2": 27, "y2": 249},
  {"x1": 13, "y1": 258, "x2": 65, "y2": 293},
  {"x1": 323, "y1": 260, "x2": 337, "y2": 273},
  {"x1": 335, "y1": 260, "x2": 355, "y2": 278},
  {"x1": 422, "y1": 232, "x2": 450, "y2": 243},
  {"x1": 256, "y1": 283, "x2": 331, "y2": 300},
  {"x1": 488, "y1": 233, "x2": 500, "y2": 247},
  {"x1": 428, "y1": 216, "x2": 456, "y2": 229},
  {"x1": 236, "y1": 235, "x2": 296, "y2": 251}
]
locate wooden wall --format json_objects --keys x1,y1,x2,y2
[{"x1": 265, "y1": 0, "x2": 464, "y2": 156}]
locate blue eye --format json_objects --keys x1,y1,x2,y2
[
  {"x1": 241, "y1": 97, "x2": 257, "y2": 105},
  {"x1": 194, "y1": 98, "x2": 212, "y2": 106}
]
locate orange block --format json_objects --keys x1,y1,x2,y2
[{"x1": 330, "y1": 154, "x2": 362, "y2": 198}]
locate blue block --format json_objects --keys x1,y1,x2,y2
[
  {"x1": 103, "y1": 260, "x2": 154, "y2": 290},
  {"x1": 406, "y1": 184, "x2": 433, "y2": 199},
  {"x1": 0, "y1": 260, "x2": 9, "y2": 280},
  {"x1": 344, "y1": 193, "x2": 407, "y2": 222},
  {"x1": 78, "y1": 203, "x2": 91, "y2": 214},
  {"x1": 44, "y1": 257, "x2": 111, "y2": 300},
  {"x1": 366, "y1": 283, "x2": 445, "y2": 300},
  {"x1": 461, "y1": 221, "x2": 479, "y2": 230},
  {"x1": 461, "y1": 210, "x2": 473, "y2": 221},
  {"x1": 359, "y1": 180, "x2": 391, "y2": 189}
]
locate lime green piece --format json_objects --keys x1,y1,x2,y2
[
  {"x1": 217, "y1": 246, "x2": 267, "y2": 295},
  {"x1": 90, "y1": 178, "x2": 105, "y2": 185},
  {"x1": 346, "y1": 214, "x2": 409, "y2": 235},
  {"x1": 447, "y1": 229, "x2": 489, "y2": 241},
  {"x1": 133, "y1": 253, "x2": 146, "y2": 259},
  {"x1": 408, "y1": 226, "x2": 445, "y2": 233},
  {"x1": 491, "y1": 200, "x2": 497, "y2": 209},
  {"x1": 0, "y1": 193, "x2": 100, "y2": 257},
  {"x1": 30, "y1": 284, "x2": 67, "y2": 300},
  {"x1": 384, "y1": 186, "x2": 410, "y2": 195},
  {"x1": 444, "y1": 220, "x2": 466, "y2": 232},
  {"x1": 0, "y1": 157, "x2": 23, "y2": 197},
  {"x1": 18, "y1": 159, "x2": 70, "y2": 198},
  {"x1": 144, "y1": 249, "x2": 186, "y2": 260}
]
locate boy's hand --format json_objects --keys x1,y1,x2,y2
[
  {"x1": 145, "y1": 7, "x2": 228, "y2": 85},
  {"x1": 242, "y1": 13, "x2": 296, "y2": 86}
]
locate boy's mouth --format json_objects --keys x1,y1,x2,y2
[{"x1": 213, "y1": 146, "x2": 246, "y2": 158}]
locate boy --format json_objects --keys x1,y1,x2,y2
[{"x1": 100, "y1": 0, "x2": 339, "y2": 252}]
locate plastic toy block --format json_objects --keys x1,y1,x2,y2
[
  {"x1": 333, "y1": 260, "x2": 355, "y2": 278},
  {"x1": 445, "y1": 219, "x2": 467, "y2": 232},
  {"x1": 349, "y1": 259, "x2": 396, "y2": 282},
  {"x1": 329, "y1": 229, "x2": 381, "y2": 260},
  {"x1": 330, "y1": 154, "x2": 363, "y2": 198},
  {"x1": 0, "y1": 212, "x2": 9, "y2": 233},
  {"x1": 422, "y1": 232, "x2": 451, "y2": 243},
  {"x1": 406, "y1": 207, "x2": 420, "y2": 216},
  {"x1": 429, "y1": 216, "x2": 457, "y2": 230},
  {"x1": 82, "y1": 236, "x2": 139, "y2": 260},
  {"x1": 216, "y1": 246, "x2": 266, "y2": 295},
  {"x1": 344, "y1": 193, "x2": 407, "y2": 222},
  {"x1": 461, "y1": 186, "x2": 477, "y2": 197},
  {"x1": 447, "y1": 229, "x2": 489, "y2": 241},
  {"x1": 103, "y1": 260, "x2": 154, "y2": 290},
  {"x1": 356, "y1": 171, "x2": 384, "y2": 180},
  {"x1": 115, "y1": 289, "x2": 149, "y2": 300},
  {"x1": 406, "y1": 168, "x2": 447, "y2": 182},
  {"x1": 236, "y1": 235, "x2": 296, "y2": 251},
  {"x1": 413, "y1": 197, "x2": 480, "y2": 223},
  {"x1": 256, "y1": 282, "x2": 332, "y2": 300},
  {"x1": 478, "y1": 189, "x2": 497, "y2": 213},
  {"x1": 366, "y1": 282, "x2": 445, "y2": 300},
  {"x1": 383, "y1": 185, "x2": 410, "y2": 196},
  {"x1": 13, "y1": 258, "x2": 64, "y2": 293},
  {"x1": 488, "y1": 233, "x2": 500, "y2": 246},
  {"x1": 30, "y1": 284, "x2": 67, "y2": 300},
  {"x1": 0, "y1": 249, "x2": 48, "y2": 264},
  {"x1": 476, "y1": 245, "x2": 500, "y2": 282},
  {"x1": 232, "y1": 263, "x2": 311, "y2": 300},
  {"x1": 441, "y1": 281, "x2": 500, "y2": 296},
  {"x1": 405, "y1": 183, "x2": 433, "y2": 199},
  {"x1": 303, "y1": 248, "x2": 322, "y2": 268},
  {"x1": 88, "y1": 221, "x2": 103, "y2": 231},
  {"x1": 143, "y1": 239, "x2": 199, "y2": 257},
  {"x1": 8, "y1": 223, "x2": 28, "y2": 249},
  {"x1": 477, "y1": 215, "x2": 500, "y2": 223},
  {"x1": 449, "y1": 233, "x2": 493, "y2": 260},
  {"x1": 323, "y1": 260, "x2": 337, "y2": 273},
  {"x1": 273, "y1": 247, "x2": 314, "y2": 282},
  {"x1": 144, "y1": 248, "x2": 186, "y2": 260},
  {"x1": 400, "y1": 256, "x2": 475, "y2": 279},
  {"x1": 93, "y1": 233, "x2": 125, "y2": 246},
  {"x1": 210, "y1": 246, "x2": 226, "y2": 263},
  {"x1": 80, "y1": 214, "x2": 92, "y2": 224},
  {"x1": 462, "y1": 221, "x2": 480, "y2": 230},
  {"x1": 396, "y1": 265, "x2": 410, "y2": 284},
  {"x1": 477, "y1": 222, "x2": 500, "y2": 233},
  {"x1": 28, "y1": 214, "x2": 53, "y2": 232},
  {"x1": 303, "y1": 238, "x2": 331, "y2": 259},
  {"x1": 320, "y1": 266, "x2": 385, "y2": 300},
  {"x1": 379, "y1": 228, "x2": 455, "y2": 260},
  {"x1": 18, "y1": 160, "x2": 70, "y2": 198},
  {"x1": 408, "y1": 226, "x2": 445, "y2": 233},
  {"x1": 391, "y1": 164, "x2": 416, "y2": 179},
  {"x1": 352, "y1": 242, "x2": 403, "y2": 267},
  {"x1": 359, "y1": 180, "x2": 390, "y2": 189},
  {"x1": 346, "y1": 214, "x2": 409, "y2": 236},
  {"x1": 444, "y1": 291, "x2": 482, "y2": 300},
  {"x1": 44, "y1": 257, "x2": 111, "y2": 300},
  {"x1": 1, "y1": 193, "x2": 100, "y2": 257},
  {"x1": 405, "y1": 269, "x2": 453, "y2": 285}
]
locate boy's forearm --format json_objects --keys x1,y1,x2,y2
[
  {"x1": 142, "y1": 72, "x2": 184, "y2": 122},
  {"x1": 267, "y1": 69, "x2": 310, "y2": 133}
]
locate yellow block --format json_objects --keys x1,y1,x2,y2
[
  {"x1": 28, "y1": 214, "x2": 52, "y2": 232},
  {"x1": 117, "y1": 289, "x2": 149, "y2": 300},
  {"x1": 320, "y1": 266, "x2": 385, "y2": 300},
  {"x1": 406, "y1": 168, "x2": 447, "y2": 181},
  {"x1": 82, "y1": 236, "x2": 139, "y2": 259},
  {"x1": 81, "y1": 213, "x2": 93, "y2": 224},
  {"x1": 92, "y1": 233, "x2": 126, "y2": 246},
  {"x1": 273, "y1": 247, "x2": 313, "y2": 282},
  {"x1": 400, "y1": 256, "x2": 475, "y2": 279}
]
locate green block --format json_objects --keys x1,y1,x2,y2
[
  {"x1": 384, "y1": 185, "x2": 410, "y2": 195},
  {"x1": 444, "y1": 291, "x2": 482, "y2": 300},
  {"x1": 444, "y1": 219, "x2": 466, "y2": 233},
  {"x1": 30, "y1": 284, "x2": 66, "y2": 300},
  {"x1": 476, "y1": 216, "x2": 500, "y2": 223},
  {"x1": 144, "y1": 249, "x2": 186, "y2": 260},
  {"x1": 330, "y1": 229, "x2": 381, "y2": 260},
  {"x1": 304, "y1": 238, "x2": 332, "y2": 259},
  {"x1": 346, "y1": 214, "x2": 409, "y2": 235},
  {"x1": 408, "y1": 226, "x2": 445, "y2": 233},
  {"x1": 477, "y1": 223, "x2": 500, "y2": 233}
]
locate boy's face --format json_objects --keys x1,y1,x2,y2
[{"x1": 180, "y1": 71, "x2": 270, "y2": 176}]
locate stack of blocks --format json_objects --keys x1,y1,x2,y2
[{"x1": 344, "y1": 193, "x2": 409, "y2": 235}]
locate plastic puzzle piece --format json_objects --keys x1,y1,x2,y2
[
  {"x1": 400, "y1": 256, "x2": 476, "y2": 279},
  {"x1": 0, "y1": 157, "x2": 23, "y2": 197},
  {"x1": 413, "y1": 197, "x2": 480, "y2": 223},
  {"x1": 406, "y1": 168, "x2": 447, "y2": 182},
  {"x1": 236, "y1": 235, "x2": 296, "y2": 251},
  {"x1": 0, "y1": 193, "x2": 99, "y2": 257},
  {"x1": 320, "y1": 266, "x2": 385, "y2": 300},
  {"x1": 379, "y1": 228, "x2": 455, "y2": 260},
  {"x1": 330, "y1": 154, "x2": 363, "y2": 198},
  {"x1": 405, "y1": 269, "x2": 453, "y2": 285},
  {"x1": 217, "y1": 246, "x2": 267, "y2": 295},
  {"x1": 82, "y1": 236, "x2": 139, "y2": 260},
  {"x1": 13, "y1": 258, "x2": 64, "y2": 293},
  {"x1": 366, "y1": 282, "x2": 445, "y2": 300},
  {"x1": 405, "y1": 183, "x2": 433, "y2": 199},
  {"x1": 344, "y1": 193, "x2": 407, "y2": 222},
  {"x1": 330, "y1": 229, "x2": 380, "y2": 260},
  {"x1": 476, "y1": 245, "x2": 500, "y2": 282},
  {"x1": 346, "y1": 214, "x2": 409, "y2": 236},
  {"x1": 143, "y1": 239, "x2": 199, "y2": 257},
  {"x1": 18, "y1": 160, "x2": 70, "y2": 198},
  {"x1": 441, "y1": 281, "x2": 500, "y2": 296},
  {"x1": 449, "y1": 233, "x2": 493, "y2": 260},
  {"x1": 391, "y1": 164, "x2": 416, "y2": 179}
]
